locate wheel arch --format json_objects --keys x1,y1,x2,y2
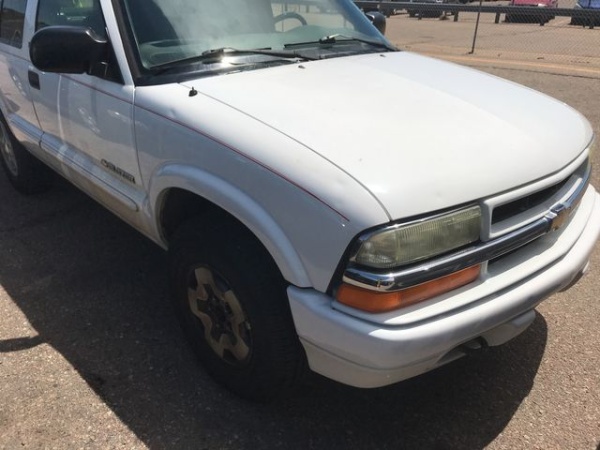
[{"x1": 150, "y1": 164, "x2": 313, "y2": 288}]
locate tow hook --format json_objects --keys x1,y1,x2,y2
[
  {"x1": 459, "y1": 337, "x2": 489, "y2": 355},
  {"x1": 559, "y1": 262, "x2": 589, "y2": 292}
]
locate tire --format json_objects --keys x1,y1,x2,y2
[
  {"x1": 168, "y1": 214, "x2": 307, "y2": 401},
  {"x1": 0, "y1": 114, "x2": 52, "y2": 194}
]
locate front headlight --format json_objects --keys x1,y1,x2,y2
[{"x1": 354, "y1": 205, "x2": 481, "y2": 269}]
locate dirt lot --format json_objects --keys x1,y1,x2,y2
[
  {"x1": 385, "y1": 3, "x2": 600, "y2": 76},
  {"x1": 1, "y1": 14, "x2": 600, "y2": 450}
]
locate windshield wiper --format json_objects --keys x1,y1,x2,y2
[
  {"x1": 203, "y1": 47, "x2": 318, "y2": 60},
  {"x1": 151, "y1": 47, "x2": 318, "y2": 75},
  {"x1": 286, "y1": 34, "x2": 396, "y2": 52}
]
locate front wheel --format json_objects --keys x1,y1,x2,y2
[{"x1": 168, "y1": 214, "x2": 306, "y2": 401}]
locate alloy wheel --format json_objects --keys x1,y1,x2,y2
[{"x1": 187, "y1": 266, "x2": 252, "y2": 365}]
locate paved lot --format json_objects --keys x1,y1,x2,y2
[{"x1": 1, "y1": 17, "x2": 600, "y2": 450}]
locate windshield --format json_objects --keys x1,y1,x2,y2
[{"x1": 120, "y1": 0, "x2": 392, "y2": 74}]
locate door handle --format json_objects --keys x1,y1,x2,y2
[{"x1": 28, "y1": 70, "x2": 40, "y2": 90}]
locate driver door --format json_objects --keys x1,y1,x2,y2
[{"x1": 28, "y1": 0, "x2": 145, "y2": 227}]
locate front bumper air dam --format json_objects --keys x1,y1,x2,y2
[{"x1": 288, "y1": 191, "x2": 600, "y2": 389}]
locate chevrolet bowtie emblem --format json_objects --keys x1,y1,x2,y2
[{"x1": 550, "y1": 207, "x2": 571, "y2": 231}]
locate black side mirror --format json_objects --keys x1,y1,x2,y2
[
  {"x1": 30, "y1": 26, "x2": 108, "y2": 74},
  {"x1": 365, "y1": 11, "x2": 387, "y2": 35}
]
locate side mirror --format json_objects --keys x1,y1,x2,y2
[
  {"x1": 30, "y1": 26, "x2": 108, "y2": 74},
  {"x1": 365, "y1": 11, "x2": 387, "y2": 35}
]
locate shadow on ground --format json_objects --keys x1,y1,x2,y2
[{"x1": 0, "y1": 176, "x2": 547, "y2": 449}]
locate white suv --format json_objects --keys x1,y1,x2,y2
[{"x1": 0, "y1": 0, "x2": 598, "y2": 401}]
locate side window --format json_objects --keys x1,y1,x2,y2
[
  {"x1": 35, "y1": 0, "x2": 123, "y2": 83},
  {"x1": 0, "y1": 0, "x2": 27, "y2": 48},
  {"x1": 36, "y1": 0, "x2": 107, "y2": 39}
]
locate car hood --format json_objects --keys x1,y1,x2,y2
[{"x1": 181, "y1": 52, "x2": 593, "y2": 221}]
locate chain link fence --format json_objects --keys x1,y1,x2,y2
[{"x1": 357, "y1": 0, "x2": 600, "y2": 76}]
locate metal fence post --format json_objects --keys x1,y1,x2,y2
[{"x1": 469, "y1": 0, "x2": 485, "y2": 54}]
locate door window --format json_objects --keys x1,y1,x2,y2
[
  {"x1": 0, "y1": 0, "x2": 27, "y2": 48},
  {"x1": 36, "y1": 0, "x2": 106, "y2": 38},
  {"x1": 35, "y1": 0, "x2": 123, "y2": 83}
]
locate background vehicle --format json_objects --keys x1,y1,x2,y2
[
  {"x1": 506, "y1": 0, "x2": 558, "y2": 23},
  {"x1": 407, "y1": 0, "x2": 453, "y2": 17},
  {"x1": 570, "y1": 0, "x2": 600, "y2": 25}
]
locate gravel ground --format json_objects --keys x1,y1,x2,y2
[{"x1": 1, "y1": 21, "x2": 600, "y2": 450}]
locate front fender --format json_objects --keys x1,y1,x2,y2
[
  {"x1": 134, "y1": 83, "x2": 389, "y2": 291},
  {"x1": 149, "y1": 163, "x2": 313, "y2": 288}
]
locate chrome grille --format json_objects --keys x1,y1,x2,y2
[
  {"x1": 483, "y1": 155, "x2": 590, "y2": 241},
  {"x1": 492, "y1": 177, "x2": 571, "y2": 225}
]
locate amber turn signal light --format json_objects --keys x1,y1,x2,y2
[{"x1": 336, "y1": 265, "x2": 481, "y2": 313}]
